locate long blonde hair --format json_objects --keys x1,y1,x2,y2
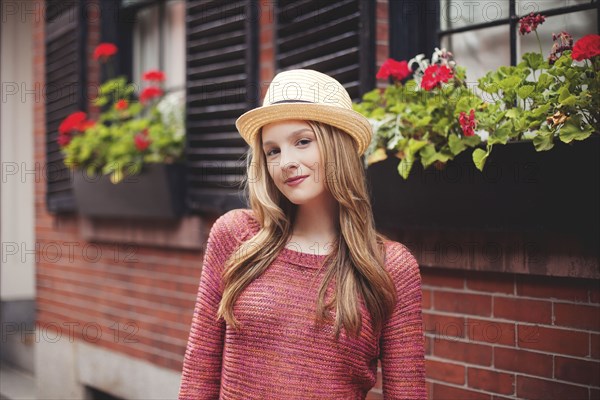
[{"x1": 216, "y1": 121, "x2": 397, "y2": 340}]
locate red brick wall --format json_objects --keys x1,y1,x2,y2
[
  {"x1": 34, "y1": 1, "x2": 599, "y2": 399},
  {"x1": 259, "y1": 0, "x2": 275, "y2": 99},
  {"x1": 422, "y1": 267, "x2": 600, "y2": 399},
  {"x1": 33, "y1": 0, "x2": 205, "y2": 372},
  {"x1": 376, "y1": 0, "x2": 389, "y2": 89}
]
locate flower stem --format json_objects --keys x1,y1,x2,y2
[{"x1": 535, "y1": 30, "x2": 543, "y2": 58}]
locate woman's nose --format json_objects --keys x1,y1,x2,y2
[{"x1": 279, "y1": 150, "x2": 300, "y2": 174}]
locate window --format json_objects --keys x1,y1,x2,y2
[
  {"x1": 438, "y1": 0, "x2": 598, "y2": 83},
  {"x1": 130, "y1": 0, "x2": 186, "y2": 98},
  {"x1": 184, "y1": 0, "x2": 259, "y2": 214},
  {"x1": 45, "y1": 2, "x2": 87, "y2": 213},
  {"x1": 276, "y1": 0, "x2": 375, "y2": 100}
]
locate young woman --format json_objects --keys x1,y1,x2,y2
[{"x1": 179, "y1": 69, "x2": 426, "y2": 399}]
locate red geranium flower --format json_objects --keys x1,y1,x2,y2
[
  {"x1": 115, "y1": 99, "x2": 129, "y2": 110},
  {"x1": 549, "y1": 31, "x2": 574, "y2": 64},
  {"x1": 142, "y1": 70, "x2": 166, "y2": 82},
  {"x1": 134, "y1": 130, "x2": 152, "y2": 151},
  {"x1": 139, "y1": 86, "x2": 163, "y2": 104},
  {"x1": 376, "y1": 58, "x2": 412, "y2": 81},
  {"x1": 93, "y1": 43, "x2": 118, "y2": 61},
  {"x1": 572, "y1": 34, "x2": 600, "y2": 61},
  {"x1": 421, "y1": 65, "x2": 453, "y2": 91},
  {"x1": 519, "y1": 13, "x2": 545, "y2": 35},
  {"x1": 459, "y1": 109, "x2": 477, "y2": 137},
  {"x1": 57, "y1": 134, "x2": 72, "y2": 147},
  {"x1": 58, "y1": 111, "x2": 94, "y2": 135}
]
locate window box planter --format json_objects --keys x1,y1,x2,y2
[
  {"x1": 367, "y1": 135, "x2": 599, "y2": 239},
  {"x1": 73, "y1": 163, "x2": 187, "y2": 219}
]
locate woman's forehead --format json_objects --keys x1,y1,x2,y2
[{"x1": 261, "y1": 120, "x2": 315, "y2": 145}]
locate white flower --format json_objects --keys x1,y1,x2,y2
[
  {"x1": 475, "y1": 129, "x2": 489, "y2": 141},
  {"x1": 157, "y1": 90, "x2": 185, "y2": 139}
]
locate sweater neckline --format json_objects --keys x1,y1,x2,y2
[{"x1": 279, "y1": 245, "x2": 329, "y2": 268}]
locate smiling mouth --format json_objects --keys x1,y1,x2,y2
[{"x1": 285, "y1": 175, "x2": 308, "y2": 183}]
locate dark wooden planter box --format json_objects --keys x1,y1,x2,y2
[
  {"x1": 73, "y1": 163, "x2": 187, "y2": 219},
  {"x1": 367, "y1": 135, "x2": 599, "y2": 239}
]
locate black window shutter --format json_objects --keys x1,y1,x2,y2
[
  {"x1": 45, "y1": 1, "x2": 87, "y2": 214},
  {"x1": 389, "y1": 0, "x2": 440, "y2": 62},
  {"x1": 276, "y1": 0, "x2": 375, "y2": 100},
  {"x1": 185, "y1": 0, "x2": 259, "y2": 215}
]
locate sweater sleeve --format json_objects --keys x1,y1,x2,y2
[
  {"x1": 379, "y1": 242, "x2": 426, "y2": 399},
  {"x1": 178, "y1": 210, "x2": 242, "y2": 399}
]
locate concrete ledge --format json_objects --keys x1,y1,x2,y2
[{"x1": 0, "y1": 363, "x2": 35, "y2": 400}]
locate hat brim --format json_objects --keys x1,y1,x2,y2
[{"x1": 235, "y1": 103, "x2": 372, "y2": 156}]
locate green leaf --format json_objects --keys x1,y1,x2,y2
[
  {"x1": 517, "y1": 85, "x2": 535, "y2": 99},
  {"x1": 560, "y1": 95, "x2": 577, "y2": 107},
  {"x1": 407, "y1": 138, "x2": 428, "y2": 156},
  {"x1": 398, "y1": 158, "x2": 414, "y2": 180},
  {"x1": 420, "y1": 144, "x2": 451, "y2": 167},
  {"x1": 559, "y1": 118, "x2": 594, "y2": 143},
  {"x1": 532, "y1": 130, "x2": 555, "y2": 151},
  {"x1": 536, "y1": 73, "x2": 552, "y2": 90},
  {"x1": 472, "y1": 148, "x2": 489, "y2": 171},
  {"x1": 499, "y1": 75, "x2": 522, "y2": 92},
  {"x1": 530, "y1": 104, "x2": 550, "y2": 118},
  {"x1": 522, "y1": 52, "x2": 543, "y2": 70},
  {"x1": 488, "y1": 122, "x2": 512, "y2": 145},
  {"x1": 506, "y1": 109, "x2": 520, "y2": 119},
  {"x1": 362, "y1": 89, "x2": 381, "y2": 102},
  {"x1": 448, "y1": 134, "x2": 466, "y2": 154}
]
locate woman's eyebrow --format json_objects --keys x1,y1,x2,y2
[{"x1": 262, "y1": 128, "x2": 313, "y2": 147}]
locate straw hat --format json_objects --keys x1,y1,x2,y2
[{"x1": 235, "y1": 69, "x2": 372, "y2": 156}]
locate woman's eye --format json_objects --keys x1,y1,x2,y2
[{"x1": 265, "y1": 139, "x2": 311, "y2": 157}]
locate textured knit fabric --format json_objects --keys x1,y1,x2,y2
[{"x1": 179, "y1": 209, "x2": 426, "y2": 400}]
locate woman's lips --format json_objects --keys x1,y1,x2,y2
[{"x1": 285, "y1": 175, "x2": 308, "y2": 186}]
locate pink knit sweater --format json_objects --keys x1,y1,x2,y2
[{"x1": 179, "y1": 209, "x2": 426, "y2": 399}]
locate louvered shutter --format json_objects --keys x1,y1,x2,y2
[
  {"x1": 45, "y1": 1, "x2": 87, "y2": 213},
  {"x1": 276, "y1": 0, "x2": 375, "y2": 100},
  {"x1": 185, "y1": 1, "x2": 259, "y2": 214}
]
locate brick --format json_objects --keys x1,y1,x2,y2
[
  {"x1": 592, "y1": 333, "x2": 600, "y2": 358},
  {"x1": 467, "y1": 367, "x2": 514, "y2": 395},
  {"x1": 494, "y1": 347, "x2": 553, "y2": 378},
  {"x1": 467, "y1": 273, "x2": 514, "y2": 294},
  {"x1": 493, "y1": 297, "x2": 552, "y2": 324},
  {"x1": 517, "y1": 325, "x2": 589, "y2": 357},
  {"x1": 591, "y1": 286, "x2": 600, "y2": 303},
  {"x1": 435, "y1": 291, "x2": 492, "y2": 316},
  {"x1": 555, "y1": 356, "x2": 600, "y2": 386},
  {"x1": 516, "y1": 275, "x2": 589, "y2": 303},
  {"x1": 376, "y1": 22, "x2": 388, "y2": 43},
  {"x1": 432, "y1": 383, "x2": 491, "y2": 400},
  {"x1": 425, "y1": 336, "x2": 432, "y2": 355},
  {"x1": 421, "y1": 268, "x2": 465, "y2": 289},
  {"x1": 554, "y1": 303, "x2": 600, "y2": 331},
  {"x1": 376, "y1": 44, "x2": 388, "y2": 63},
  {"x1": 591, "y1": 388, "x2": 600, "y2": 400},
  {"x1": 423, "y1": 312, "x2": 466, "y2": 339},
  {"x1": 426, "y1": 359, "x2": 465, "y2": 385},
  {"x1": 433, "y1": 338, "x2": 492, "y2": 366},
  {"x1": 422, "y1": 289, "x2": 432, "y2": 309},
  {"x1": 516, "y1": 375, "x2": 588, "y2": 400},
  {"x1": 467, "y1": 318, "x2": 515, "y2": 346}
]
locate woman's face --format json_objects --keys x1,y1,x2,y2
[{"x1": 261, "y1": 120, "x2": 330, "y2": 206}]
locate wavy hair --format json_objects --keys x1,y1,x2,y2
[{"x1": 216, "y1": 121, "x2": 397, "y2": 340}]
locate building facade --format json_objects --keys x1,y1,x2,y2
[{"x1": 1, "y1": 0, "x2": 598, "y2": 399}]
